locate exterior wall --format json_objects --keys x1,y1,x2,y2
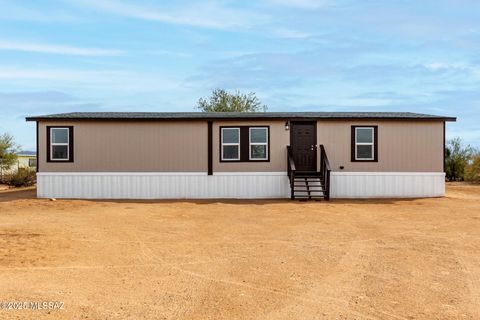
[
  {"x1": 317, "y1": 120, "x2": 444, "y2": 172},
  {"x1": 35, "y1": 118, "x2": 446, "y2": 199},
  {"x1": 1, "y1": 156, "x2": 36, "y2": 174},
  {"x1": 212, "y1": 120, "x2": 289, "y2": 172},
  {"x1": 38, "y1": 121, "x2": 208, "y2": 172},
  {"x1": 17, "y1": 156, "x2": 33, "y2": 169}
]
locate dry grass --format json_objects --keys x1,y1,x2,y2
[{"x1": 0, "y1": 183, "x2": 479, "y2": 319}]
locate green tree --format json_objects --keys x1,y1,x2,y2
[
  {"x1": 196, "y1": 89, "x2": 267, "y2": 112},
  {"x1": 465, "y1": 152, "x2": 480, "y2": 183},
  {"x1": 445, "y1": 138, "x2": 473, "y2": 181},
  {"x1": 0, "y1": 133, "x2": 19, "y2": 180}
]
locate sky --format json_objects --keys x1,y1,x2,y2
[{"x1": 0, "y1": 0, "x2": 478, "y2": 150}]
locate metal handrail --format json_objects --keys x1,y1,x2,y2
[
  {"x1": 287, "y1": 146, "x2": 296, "y2": 199},
  {"x1": 319, "y1": 145, "x2": 331, "y2": 200},
  {"x1": 287, "y1": 144, "x2": 331, "y2": 201}
]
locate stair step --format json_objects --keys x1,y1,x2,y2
[
  {"x1": 294, "y1": 185, "x2": 324, "y2": 188},
  {"x1": 294, "y1": 193, "x2": 325, "y2": 195},
  {"x1": 294, "y1": 192, "x2": 326, "y2": 195},
  {"x1": 294, "y1": 177, "x2": 322, "y2": 179},
  {"x1": 294, "y1": 196, "x2": 325, "y2": 198}
]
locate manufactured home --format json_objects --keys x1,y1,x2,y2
[
  {"x1": 0, "y1": 151, "x2": 36, "y2": 176},
  {"x1": 26, "y1": 112, "x2": 456, "y2": 200}
]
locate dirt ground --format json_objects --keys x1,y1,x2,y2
[{"x1": 0, "y1": 184, "x2": 479, "y2": 319}]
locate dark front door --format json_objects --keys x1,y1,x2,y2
[{"x1": 290, "y1": 121, "x2": 317, "y2": 171}]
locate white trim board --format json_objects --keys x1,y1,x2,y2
[
  {"x1": 332, "y1": 172, "x2": 444, "y2": 176},
  {"x1": 37, "y1": 172, "x2": 286, "y2": 176},
  {"x1": 37, "y1": 172, "x2": 207, "y2": 176},
  {"x1": 213, "y1": 172, "x2": 286, "y2": 176}
]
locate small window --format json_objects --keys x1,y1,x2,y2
[
  {"x1": 47, "y1": 126, "x2": 73, "y2": 162},
  {"x1": 352, "y1": 126, "x2": 377, "y2": 161},
  {"x1": 221, "y1": 128, "x2": 240, "y2": 161},
  {"x1": 28, "y1": 158, "x2": 37, "y2": 167},
  {"x1": 51, "y1": 128, "x2": 69, "y2": 160},
  {"x1": 249, "y1": 127, "x2": 268, "y2": 160}
]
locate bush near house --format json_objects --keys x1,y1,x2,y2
[
  {"x1": 0, "y1": 133, "x2": 19, "y2": 182},
  {"x1": 445, "y1": 138, "x2": 475, "y2": 181},
  {"x1": 4, "y1": 168, "x2": 36, "y2": 187},
  {"x1": 466, "y1": 153, "x2": 480, "y2": 183}
]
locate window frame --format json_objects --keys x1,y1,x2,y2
[
  {"x1": 351, "y1": 125, "x2": 378, "y2": 162},
  {"x1": 249, "y1": 127, "x2": 269, "y2": 161},
  {"x1": 219, "y1": 126, "x2": 270, "y2": 163},
  {"x1": 220, "y1": 127, "x2": 241, "y2": 161},
  {"x1": 46, "y1": 126, "x2": 74, "y2": 163}
]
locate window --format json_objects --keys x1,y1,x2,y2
[
  {"x1": 249, "y1": 127, "x2": 268, "y2": 160},
  {"x1": 47, "y1": 126, "x2": 74, "y2": 162},
  {"x1": 28, "y1": 158, "x2": 37, "y2": 167},
  {"x1": 351, "y1": 126, "x2": 377, "y2": 162},
  {"x1": 219, "y1": 126, "x2": 270, "y2": 162},
  {"x1": 221, "y1": 128, "x2": 240, "y2": 160}
]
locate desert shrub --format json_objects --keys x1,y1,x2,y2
[
  {"x1": 465, "y1": 153, "x2": 480, "y2": 183},
  {"x1": 0, "y1": 133, "x2": 18, "y2": 172},
  {"x1": 5, "y1": 169, "x2": 36, "y2": 187},
  {"x1": 445, "y1": 138, "x2": 474, "y2": 181}
]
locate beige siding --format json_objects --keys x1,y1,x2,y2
[
  {"x1": 38, "y1": 119, "x2": 444, "y2": 174},
  {"x1": 213, "y1": 121, "x2": 289, "y2": 172},
  {"x1": 317, "y1": 120, "x2": 444, "y2": 172},
  {"x1": 39, "y1": 121, "x2": 208, "y2": 172}
]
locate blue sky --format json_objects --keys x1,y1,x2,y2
[{"x1": 0, "y1": 0, "x2": 478, "y2": 150}]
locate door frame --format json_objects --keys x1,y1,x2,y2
[{"x1": 289, "y1": 121, "x2": 317, "y2": 172}]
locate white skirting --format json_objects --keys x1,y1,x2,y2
[
  {"x1": 330, "y1": 172, "x2": 445, "y2": 199},
  {"x1": 36, "y1": 172, "x2": 291, "y2": 199},
  {"x1": 36, "y1": 171, "x2": 445, "y2": 200}
]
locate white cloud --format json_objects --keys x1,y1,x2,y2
[
  {"x1": 0, "y1": 40, "x2": 124, "y2": 56},
  {"x1": 271, "y1": 28, "x2": 313, "y2": 39},
  {"x1": 74, "y1": 0, "x2": 269, "y2": 29},
  {"x1": 424, "y1": 62, "x2": 466, "y2": 71},
  {"x1": 265, "y1": 0, "x2": 335, "y2": 9},
  {"x1": 149, "y1": 49, "x2": 192, "y2": 58},
  {"x1": 0, "y1": 1, "x2": 79, "y2": 22},
  {"x1": 423, "y1": 62, "x2": 480, "y2": 78},
  {"x1": 0, "y1": 66, "x2": 181, "y2": 91}
]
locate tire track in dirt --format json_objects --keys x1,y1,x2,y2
[
  {"x1": 135, "y1": 231, "x2": 394, "y2": 320},
  {"x1": 133, "y1": 232, "x2": 387, "y2": 320}
]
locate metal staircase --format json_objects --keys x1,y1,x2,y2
[
  {"x1": 292, "y1": 172, "x2": 326, "y2": 200},
  {"x1": 287, "y1": 145, "x2": 331, "y2": 201}
]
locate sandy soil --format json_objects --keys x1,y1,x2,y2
[{"x1": 0, "y1": 183, "x2": 479, "y2": 319}]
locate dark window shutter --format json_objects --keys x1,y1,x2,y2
[{"x1": 240, "y1": 127, "x2": 249, "y2": 161}]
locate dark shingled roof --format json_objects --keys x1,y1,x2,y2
[{"x1": 26, "y1": 111, "x2": 456, "y2": 122}]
